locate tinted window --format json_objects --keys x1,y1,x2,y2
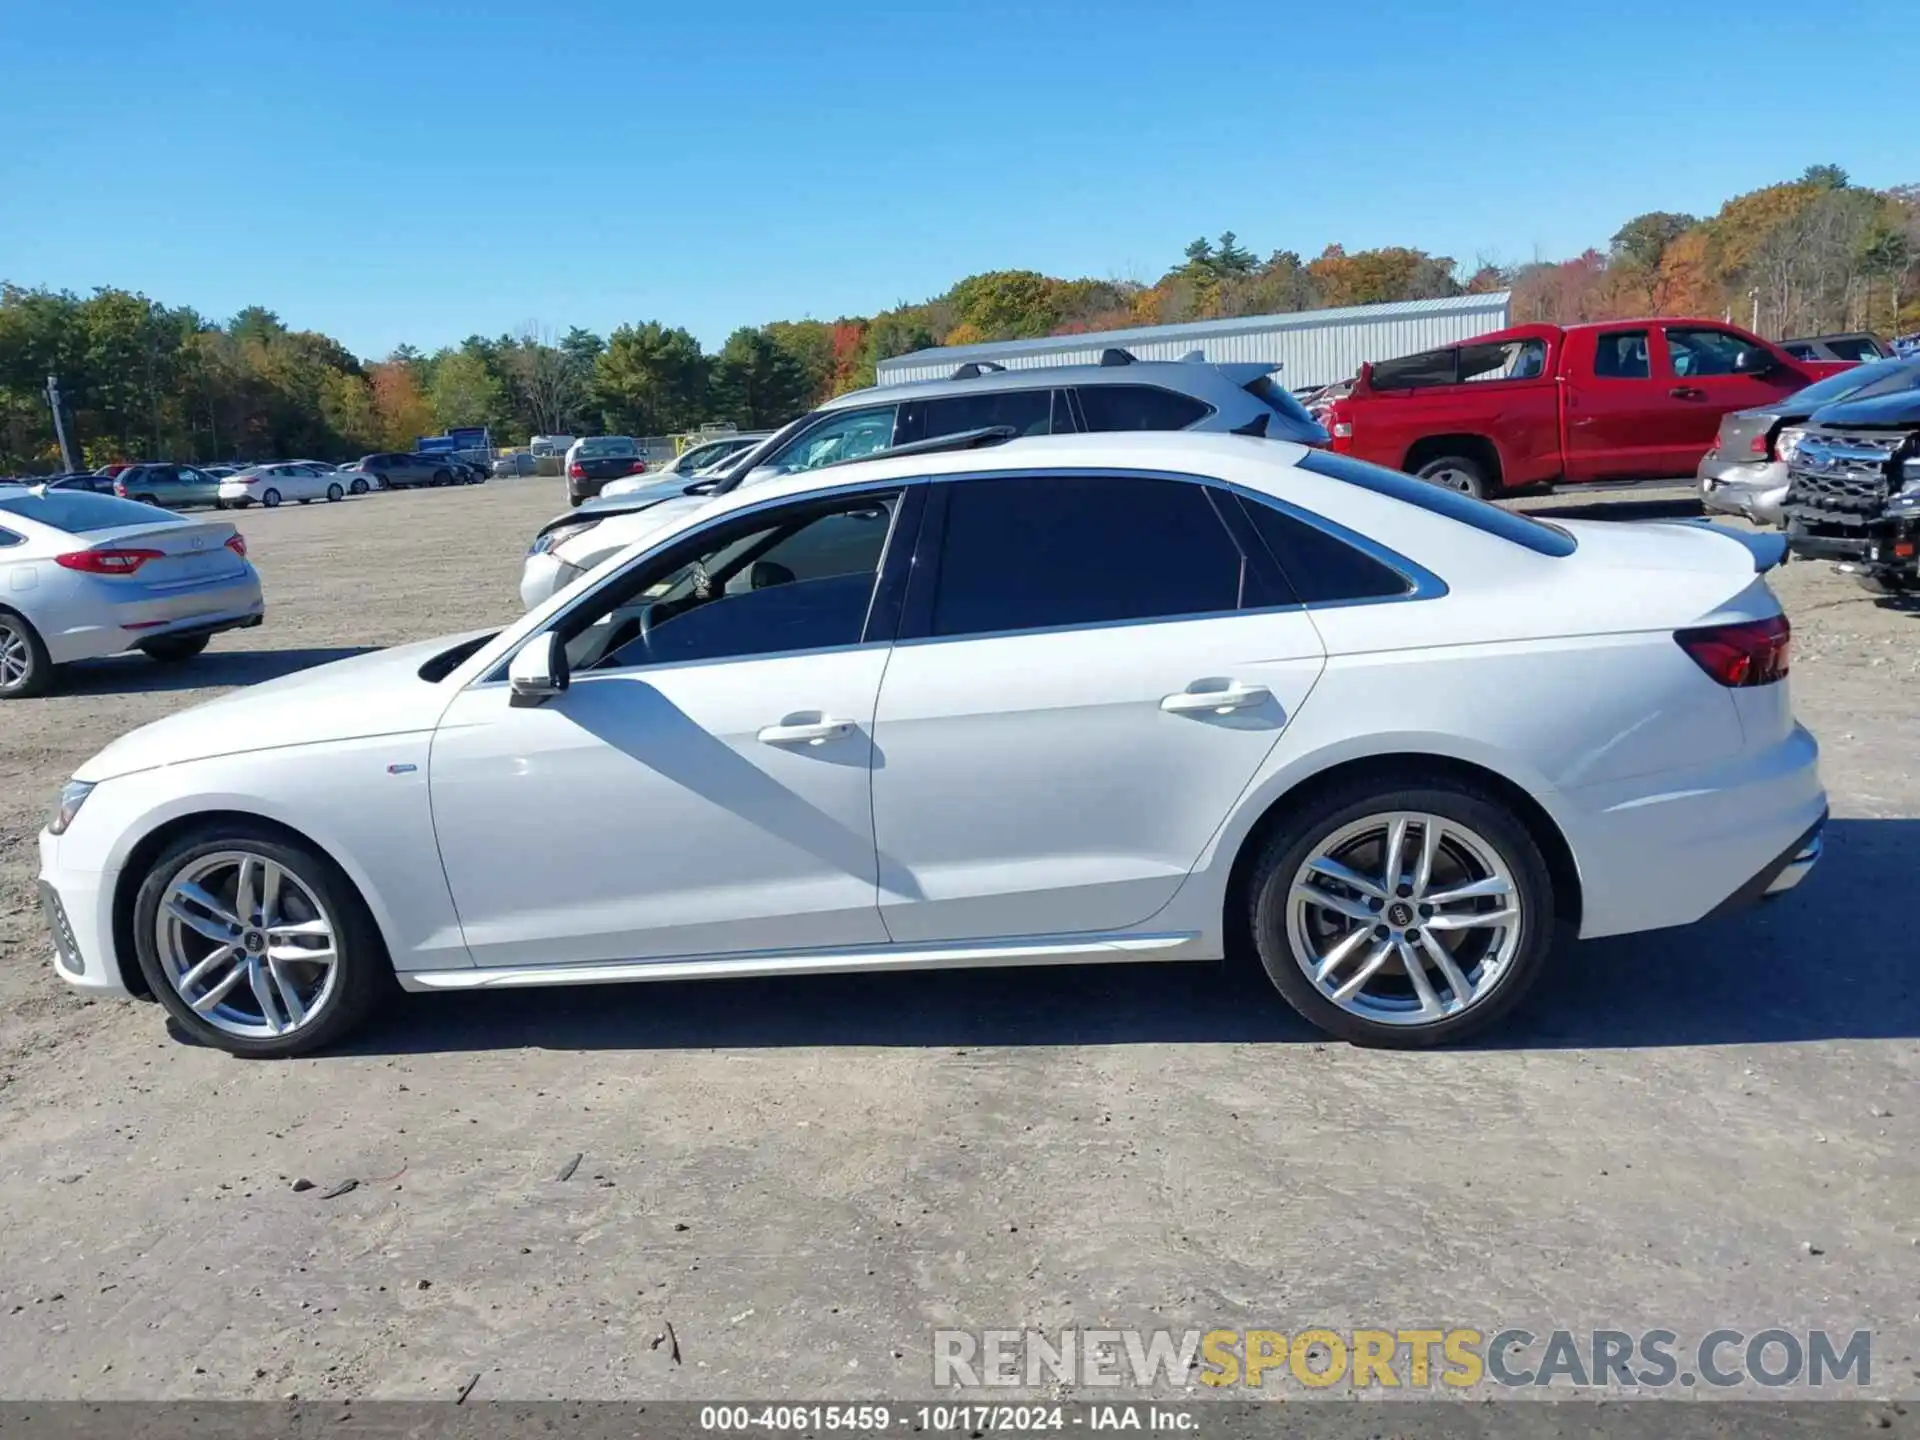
[
  {"x1": 0, "y1": 490, "x2": 183, "y2": 532},
  {"x1": 563, "y1": 493, "x2": 899, "y2": 671},
  {"x1": 930, "y1": 474, "x2": 1242, "y2": 637},
  {"x1": 1074, "y1": 385, "x2": 1211, "y2": 432},
  {"x1": 1667, "y1": 327, "x2": 1754, "y2": 378},
  {"x1": 1825, "y1": 337, "x2": 1883, "y2": 362},
  {"x1": 0, "y1": 527, "x2": 21, "y2": 548},
  {"x1": 1297, "y1": 450, "x2": 1576, "y2": 558},
  {"x1": 1783, "y1": 343, "x2": 1816, "y2": 361},
  {"x1": 1593, "y1": 330, "x2": 1650, "y2": 379},
  {"x1": 1050, "y1": 389, "x2": 1077, "y2": 434},
  {"x1": 914, "y1": 388, "x2": 1054, "y2": 441},
  {"x1": 1236, "y1": 496, "x2": 1411, "y2": 604},
  {"x1": 578, "y1": 437, "x2": 638, "y2": 458}
]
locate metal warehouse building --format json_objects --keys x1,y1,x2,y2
[{"x1": 875, "y1": 292, "x2": 1512, "y2": 391}]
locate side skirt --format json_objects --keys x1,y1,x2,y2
[{"x1": 398, "y1": 931, "x2": 1209, "y2": 992}]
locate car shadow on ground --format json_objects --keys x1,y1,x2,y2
[
  {"x1": 58, "y1": 646, "x2": 376, "y2": 695},
  {"x1": 333, "y1": 817, "x2": 1918, "y2": 1057}
]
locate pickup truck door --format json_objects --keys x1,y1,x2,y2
[
  {"x1": 1659, "y1": 324, "x2": 1809, "y2": 455},
  {"x1": 1561, "y1": 326, "x2": 1683, "y2": 481}
]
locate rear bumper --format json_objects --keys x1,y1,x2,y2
[
  {"x1": 1699, "y1": 461, "x2": 1787, "y2": 524},
  {"x1": 43, "y1": 575, "x2": 266, "y2": 665},
  {"x1": 1566, "y1": 722, "x2": 1826, "y2": 939}
]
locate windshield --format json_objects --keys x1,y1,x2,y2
[
  {"x1": 577, "y1": 437, "x2": 638, "y2": 458},
  {"x1": 1784, "y1": 357, "x2": 1920, "y2": 410},
  {"x1": 0, "y1": 490, "x2": 176, "y2": 531},
  {"x1": 711, "y1": 416, "x2": 810, "y2": 492}
]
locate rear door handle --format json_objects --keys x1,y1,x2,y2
[
  {"x1": 1161, "y1": 684, "x2": 1271, "y2": 715},
  {"x1": 1669, "y1": 385, "x2": 1705, "y2": 400},
  {"x1": 758, "y1": 717, "x2": 855, "y2": 746}
]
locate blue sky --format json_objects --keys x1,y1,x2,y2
[{"x1": 3, "y1": 0, "x2": 1913, "y2": 358}]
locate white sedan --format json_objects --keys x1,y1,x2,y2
[
  {"x1": 38, "y1": 433, "x2": 1823, "y2": 1056},
  {"x1": 0, "y1": 486, "x2": 263, "y2": 698},
  {"x1": 218, "y1": 463, "x2": 356, "y2": 508}
]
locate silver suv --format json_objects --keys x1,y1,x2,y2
[
  {"x1": 723, "y1": 350, "x2": 1326, "y2": 488},
  {"x1": 519, "y1": 351, "x2": 1328, "y2": 607}
]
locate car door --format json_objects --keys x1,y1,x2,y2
[
  {"x1": 1561, "y1": 326, "x2": 1681, "y2": 480},
  {"x1": 428, "y1": 483, "x2": 915, "y2": 970},
  {"x1": 1661, "y1": 324, "x2": 1806, "y2": 453},
  {"x1": 176, "y1": 466, "x2": 220, "y2": 506},
  {"x1": 868, "y1": 470, "x2": 1327, "y2": 944}
]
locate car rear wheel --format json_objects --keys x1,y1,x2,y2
[
  {"x1": 348, "y1": 477, "x2": 369, "y2": 495},
  {"x1": 133, "y1": 826, "x2": 390, "y2": 1058},
  {"x1": 1414, "y1": 455, "x2": 1488, "y2": 499},
  {"x1": 432, "y1": 469, "x2": 451, "y2": 487},
  {"x1": 140, "y1": 634, "x2": 211, "y2": 664},
  {"x1": 326, "y1": 482, "x2": 344, "y2": 502},
  {"x1": 1246, "y1": 776, "x2": 1556, "y2": 1047},
  {"x1": 261, "y1": 488, "x2": 281, "y2": 507},
  {"x1": 0, "y1": 610, "x2": 55, "y2": 699}
]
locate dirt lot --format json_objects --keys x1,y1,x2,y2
[{"x1": 0, "y1": 477, "x2": 1914, "y2": 1401}]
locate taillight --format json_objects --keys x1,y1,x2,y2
[
  {"x1": 1748, "y1": 433, "x2": 1769, "y2": 456},
  {"x1": 628, "y1": 460, "x2": 647, "y2": 474},
  {"x1": 113, "y1": 481, "x2": 128, "y2": 497},
  {"x1": 1675, "y1": 615, "x2": 1790, "y2": 688},
  {"x1": 568, "y1": 462, "x2": 585, "y2": 478},
  {"x1": 55, "y1": 547, "x2": 165, "y2": 576},
  {"x1": 225, "y1": 534, "x2": 248, "y2": 558}
]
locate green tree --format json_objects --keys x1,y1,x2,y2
[
  {"x1": 592, "y1": 321, "x2": 708, "y2": 435},
  {"x1": 429, "y1": 347, "x2": 503, "y2": 431},
  {"x1": 709, "y1": 327, "x2": 812, "y2": 429},
  {"x1": 1609, "y1": 211, "x2": 1699, "y2": 271}
]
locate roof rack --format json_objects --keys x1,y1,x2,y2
[
  {"x1": 950, "y1": 361, "x2": 1008, "y2": 380},
  {"x1": 818, "y1": 425, "x2": 1018, "y2": 470},
  {"x1": 1098, "y1": 348, "x2": 1136, "y2": 367}
]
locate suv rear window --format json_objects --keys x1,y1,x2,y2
[
  {"x1": 1298, "y1": 451, "x2": 1577, "y2": 557},
  {"x1": 1075, "y1": 385, "x2": 1210, "y2": 432},
  {"x1": 0, "y1": 490, "x2": 179, "y2": 532}
]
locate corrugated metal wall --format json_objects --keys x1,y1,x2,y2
[{"x1": 876, "y1": 294, "x2": 1512, "y2": 389}]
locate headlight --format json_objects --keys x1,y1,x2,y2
[
  {"x1": 1776, "y1": 427, "x2": 1805, "y2": 463},
  {"x1": 528, "y1": 520, "x2": 595, "y2": 557},
  {"x1": 48, "y1": 780, "x2": 94, "y2": 836}
]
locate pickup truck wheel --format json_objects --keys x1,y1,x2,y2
[{"x1": 1415, "y1": 456, "x2": 1488, "y2": 499}]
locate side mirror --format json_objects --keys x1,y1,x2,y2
[
  {"x1": 508, "y1": 632, "x2": 570, "y2": 707},
  {"x1": 1733, "y1": 347, "x2": 1777, "y2": 376}
]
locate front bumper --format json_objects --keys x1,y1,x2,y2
[{"x1": 38, "y1": 829, "x2": 127, "y2": 996}]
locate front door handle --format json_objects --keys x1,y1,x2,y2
[
  {"x1": 758, "y1": 716, "x2": 854, "y2": 746},
  {"x1": 1669, "y1": 385, "x2": 1705, "y2": 400},
  {"x1": 1161, "y1": 684, "x2": 1271, "y2": 715}
]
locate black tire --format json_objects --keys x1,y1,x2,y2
[
  {"x1": 261, "y1": 488, "x2": 282, "y2": 508},
  {"x1": 132, "y1": 823, "x2": 391, "y2": 1058},
  {"x1": 326, "y1": 482, "x2": 344, "y2": 502},
  {"x1": 134, "y1": 494, "x2": 159, "y2": 507},
  {"x1": 1414, "y1": 455, "x2": 1489, "y2": 499},
  {"x1": 349, "y1": 477, "x2": 369, "y2": 495},
  {"x1": 140, "y1": 633, "x2": 211, "y2": 664},
  {"x1": 432, "y1": 469, "x2": 451, "y2": 487},
  {"x1": 214, "y1": 499, "x2": 228, "y2": 511},
  {"x1": 1245, "y1": 774, "x2": 1557, "y2": 1048},
  {"x1": 0, "y1": 608, "x2": 56, "y2": 699}
]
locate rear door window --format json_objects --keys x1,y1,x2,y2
[
  {"x1": 773, "y1": 406, "x2": 898, "y2": 472},
  {"x1": 1234, "y1": 495, "x2": 1412, "y2": 603},
  {"x1": 925, "y1": 473, "x2": 1244, "y2": 638},
  {"x1": 1593, "y1": 330, "x2": 1651, "y2": 379},
  {"x1": 1074, "y1": 385, "x2": 1211, "y2": 432},
  {"x1": 1665, "y1": 327, "x2": 1754, "y2": 378},
  {"x1": 904, "y1": 388, "x2": 1055, "y2": 443}
]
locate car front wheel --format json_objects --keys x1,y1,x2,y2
[
  {"x1": 326, "y1": 482, "x2": 344, "y2": 502},
  {"x1": 349, "y1": 477, "x2": 369, "y2": 495},
  {"x1": 1246, "y1": 776, "x2": 1556, "y2": 1047},
  {"x1": 132, "y1": 826, "x2": 389, "y2": 1057},
  {"x1": 261, "y1": 488, "x2": 282, "y2": 507}
]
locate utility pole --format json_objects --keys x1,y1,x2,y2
[
  {"x1": 1749, "y1": 288, "x2": 1762, "y2": 336},
  {"x1": 45, "y1": 376, "x2": 77, "y2": 473}
]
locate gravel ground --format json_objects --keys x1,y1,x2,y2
[{"x1": 0, "y1": 477, "x2": 1913, "y2": 1402}]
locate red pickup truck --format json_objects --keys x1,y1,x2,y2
[{"x1": 1320, "y1": 318, "x2": 1850, "y2": 497}]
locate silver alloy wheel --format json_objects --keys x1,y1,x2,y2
[
  {"x1": 0, "y1": 621, "x2": 29, "y2": 688},
  {"x1": 1286, "y1": 811, "x2": 1522, "y2": 1026},
  {"x1": 155, "y1": 850, "x2": 339, "y2": 1039},
  {"x1": 1425, "y1": 465, "x2": 1477, "y2": 493}
]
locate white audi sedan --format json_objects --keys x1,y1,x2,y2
[
  {"x1": 0, "y1": 487, "x2": 264, "y2": 698},
  {"x1": 38, "y1": 434, "x2": 1823, "y2": 1056}
]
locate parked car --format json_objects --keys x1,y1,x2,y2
[
  {"x1": 112, "y1": 463, "x2": 227, "y2": 510},
  {"x1": 37, "y1": 431, "x2": 1823, "y2": 1056},
  {"x1": 599, "y1": 433, "x2": 769, "y2": 498},
  {"x1": 0, "y1": 486, "x2": 262, "y2": 697},
  {"x1": 1781, "y1": 333, "x2": 1890, "y2": 364},
  {"x1": 442, "y1": 458, "x2": 488, "y2": 486},
  {"x1": 331, "y1": 462, "x2": 376, "y2": 495},
  {"x1": 521, "y1": 350, "x2": 1332, "y2": 603},
  {"x1": 92, "y1": 463, "x2": 133, "y2": 480},
  {"x1": 1321, "y1": 319, "x2": 1848, "y2": 497},
  {"x1": 44, "y1": 472, "x2": 119, "y2": 494},
  {"x1": 218, "y1": 463, "x2": 350, "y2": 508},
  {"x1": 354, "y1": 453, "x2": 457, "y2": 490},
  {"x1": 1782, "y1": 385, "x2": 1920, "y2": 593},
  {"x1": 1699, "y1": 357, "x2": 1920, "y2": 525},
  {"x1": 564, "y1": 436, "x2": 648, "y2": 505},
  {"x1": 491, "y1": 451, "x2": 540, "y2": 478}
]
